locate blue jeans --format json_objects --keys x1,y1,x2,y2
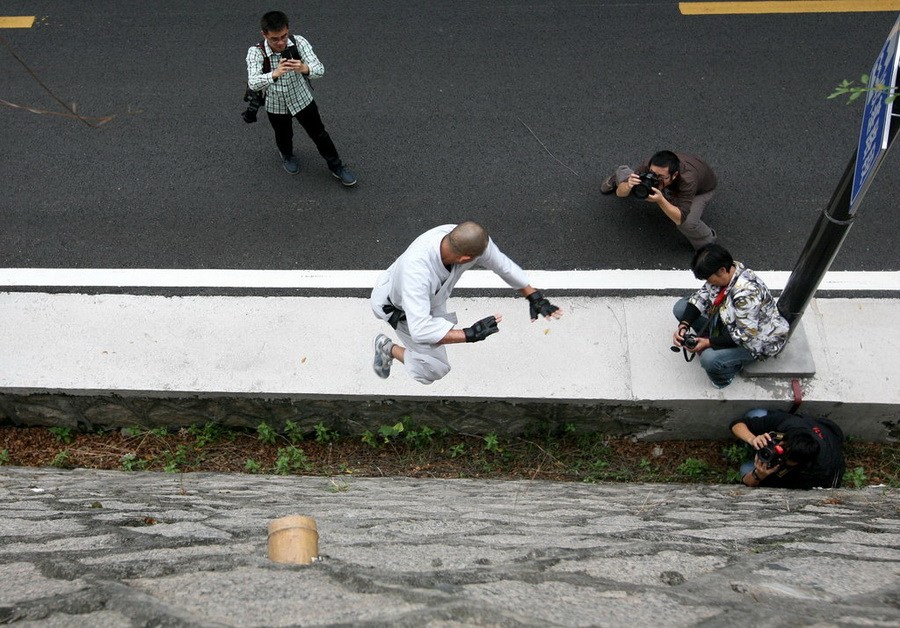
[{"x1": 673, "y1": 298, "x2": 756, "y2": 388}]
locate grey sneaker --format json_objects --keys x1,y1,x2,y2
[
  {"x1": 330, "y1": 165, "x2": 358, "y2": 187},
  {"x1": 600, "y1": 173, "x2": 617, "y2": 194},
  {"x1": 282, "y1": 154, "x2": 300, "y2": 175},
  {"x1": 373, "y1": 334, "x2": 394, "y2": 379}
]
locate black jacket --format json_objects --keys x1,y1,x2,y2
[{"x1": 730, "y1": 410, "x2": 845, "y2": 489}]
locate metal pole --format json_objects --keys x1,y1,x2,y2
[
  {"x1": 778, "y1": 99, "x2": 900, "y2": 328},
  {"x1": 777, "y1": 154, "x2": 857, "y2": 326}
]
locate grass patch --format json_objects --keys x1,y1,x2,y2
[{"x1": 0, "y1": 423, "x2": 894, "y2": 487}]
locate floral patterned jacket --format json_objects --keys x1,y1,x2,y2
[{"x1": 688, "y1": 262, "x2": 789, "y2": 358}]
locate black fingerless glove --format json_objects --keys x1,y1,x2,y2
[
  {"x1": 463, "y1": 316, "x2": 500, "y2": 342},
  {"x1": 526, "y1": 290, "x2": 559, "y2": 321}
]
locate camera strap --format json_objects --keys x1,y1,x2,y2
[
  {"x1": 253, "y1": 35, "x2": 299, "y2": 78},
  {"x1": 680, "y1": 286, "x2": 727, "y2": 362},
  {"x1": 256, "y1": 43, "x2": 271, "y2": 74}
]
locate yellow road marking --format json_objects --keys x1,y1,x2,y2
[
  {"x1": 680, "y1": 1, "x2": 900, "y2": 14},
  {"x1": 0, "y1": 16, "x2": 35, "y2": 28}
]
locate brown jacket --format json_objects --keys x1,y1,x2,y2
[{"x1": 638, "y1": 153, "x2": 717, "y2": 220}]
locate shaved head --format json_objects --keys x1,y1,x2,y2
[{"x1": 447, "y1": 221, "x2": 489, "y2": 257}]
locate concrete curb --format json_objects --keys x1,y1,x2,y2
[{"x1": 1, "y1": 293, "x2": 898, "y2": 440}]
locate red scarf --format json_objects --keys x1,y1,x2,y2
[{"x1": 712, "y1": 287, "x2": 728, "y2": 311}]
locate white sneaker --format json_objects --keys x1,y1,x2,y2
[{"x1": 373, "y1": 334, "x2": 394, "y2": 378}]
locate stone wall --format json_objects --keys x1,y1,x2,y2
[{"x1": 0, "y1": 393, "x2": 670, "y2": 437}]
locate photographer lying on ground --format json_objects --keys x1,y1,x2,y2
[
  {"x1": 671, "y1": 244, "x2": 789, "y2": 388},
  {"x1": 600, "y1": 150, "x2": 717, "y2": 250},
  {"x1": 730, "y1": 408, "x2": 846, "y2": 489}
]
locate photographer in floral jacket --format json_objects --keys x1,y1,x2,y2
[{"x1": 671, "y1": 244, "x2": 789, "y2": 388}]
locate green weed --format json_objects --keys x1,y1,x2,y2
[
  {"x1": 162, "y1": 445, "x2": 190, "y2": 473},
  {"x1": 274, "y1": 446, "x2": 311, "y2": 475},
  {"x1": 581, "y1": 459, "x2": 610, "y2": 483},
  {"x1": 361, "y1": 430, "x2": 379, "y2": 448},
  {"x1": 257, "y1": 422, "x2": 277, "y2": 445},
  {"x1": 449, "y1": 443, "x2": 466, "y2": 458},
  {"x1": 0, "y1": 449, "x2": 9, "y2": 465},
  {"x1": 404, "y1": 425, "x2": 435, "y2": 448},
  {"x1": 378, "y1": 422, "x2": 405, "y2": 443},
  {"x1": 189, "y1": 422, "x2": 223, "y2": 448},
  {"x1": 313, "y1": 421, "x2": 338, "y2": 444},
  {"x1": 120, "y1": 453, "x2": 148, "y2": 471},
  {"x1": 244, "y1": 458, "x2": 261, "y2": 474},
  {"x1": 284, "y1": 420, "x2": 305, "y2": 444},
  {"x1": 51, "y1": 450, "x2": 72, "y2": 468},
  {"x1": 725, "y1": 469, "x2": 744, "y2": 484},
  {"x1": 49, "y1": 427, "x2": 74, "y2": 444},
  {"x1": 843, "y1": 466, "x2": 868, "y2": 488},
  {"x1": 722, "y1": 443, "x2": 751, "y2": 465},
  {"x1": 677, "y1": 458, "x2": 710, "y2": 477}
]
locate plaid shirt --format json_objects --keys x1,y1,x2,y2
[{"x1": 246, "y1": 35, "x2": 324, "y2": 115}]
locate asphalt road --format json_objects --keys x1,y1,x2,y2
[{"x1": 1, "y1": 1, "x2": 898, "y2": 273}]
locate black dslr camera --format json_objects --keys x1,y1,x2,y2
[
  {"x1": 757, "y1": 432, "x2": 786, "y2": 468},
  {"x1": 242, "y1": 88, "x2": 266, "y2": 123},
  {"x1": 670, "y1": 330, "x2": 698, "y2": 353},
  {"x1": 631, "y1": 172, "x2": 661, "y2": 199}
]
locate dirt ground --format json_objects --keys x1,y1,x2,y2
[{"x1": 1, "y1": 425, "x2": 896, "y2": 487}]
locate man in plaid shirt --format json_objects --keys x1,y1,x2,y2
[{"x1": 246, "y1": 10, "x2": 356, "y2": 186}]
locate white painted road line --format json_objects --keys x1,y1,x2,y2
[{"x1": 0, "y1": 269, "x2": 898, "y2": 291}]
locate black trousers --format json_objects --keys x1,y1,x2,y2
[{"x1": 267, "y1": 100, "x2": 341, "y2": 170}]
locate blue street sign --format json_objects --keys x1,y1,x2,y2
[{"x1": 850, "y1": 14, "x2": 900, "y2": 216}]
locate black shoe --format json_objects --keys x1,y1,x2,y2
[
  {"x1": 330, "y1": 165, "x2": 357, "y2": 187},
  {"x1": 600, "y1": 174, "x2": 616, "y2": 194}
]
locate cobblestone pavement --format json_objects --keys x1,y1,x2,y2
[{"x1": 0, "y1": 467, "x2": 897, "y2": 627}]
